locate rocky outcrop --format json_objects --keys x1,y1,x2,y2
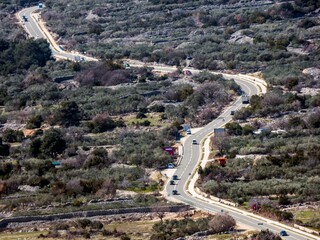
[{"x1": 228, "y1": 30, "x2": 253, "y2": 45}]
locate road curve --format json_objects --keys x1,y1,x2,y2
[
  {"x1": 163, "y1": 75, "x2": 318, "y2": 240},
  {"x1": 127, "y1": 61, "x2": 318, "y2": 239},
  {"x1": 17, "y1": 6, "x2": 97, "y2": 62},
  {"x1": 16, "y1": 5, "x2": 318, "y2": 240}
]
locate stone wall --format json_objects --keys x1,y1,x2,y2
[{"x1": 0, "y1": 205, "x2": 191, "y2": 228}]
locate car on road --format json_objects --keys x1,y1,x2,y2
[
  {"x1": 230, "y1": 110, "x2": 235, "y2": 115},
  {"x1": 172, "y1": 190, "x2": 178, "y2": 195},
  {"x1": 257, "y1": 222, "x2": 263, "y2": 225},
  {"x1": 169, "y1": 180, "x2": 174, "y2": 185},
  {"x1": 186, "y1": 129, "x2": 191, "y2": 134},
  {"x1": 172, "y1": 175, "x2": 178, "y2": 180},
  {"x1": 167, "y1": 163, "x2": 175, "y2": 169},
  {"x1": 192, "y1": 139, "x2": 197, "y2": 145},
  {"x1": 22, "y1": 15, "x2": 28, "y2": 22},
  {"x1": 279, "y1": 230, "x2": 288, "y2": 236}
]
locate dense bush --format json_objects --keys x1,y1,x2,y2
[
  {"x1": 0, "y1": 39, "x2": 52, "y2": 75},
  {"x1": 151, "y1": 217, "x2": 210, "y2": 240},
  {"x1": 251, "y1": 229, "x2": 282, "y2": 240},
  {"x1": 2, "y1": 129, "x2": 24, "y2": 143},
  {"x1": 87, "y1": 114, "x2": 118, "y2": 133},
  {"x1": 26, "y1": 115, "x2": 43, "y2": 129},
  {"x1": 200, "y1": 138, "x2": 320, "y2": 203},
  {"x1": 40, "y1": 0, "x2": 319, "y2": 84},
  {"x1": 30, "y1": 129, "x2": 66, "y2": 158},
  {"x1": 113, "y1": 130, "x2": 172, "y2": 168},
  {"x1": 53, "y1": 101, "x2": 82, "y2": 127},
  {"x1": 0, "y1": 138, "x2": 10, "y2": 156}
]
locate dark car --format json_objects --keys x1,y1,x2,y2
[
  {"x1": 230, "y1": 110, "x2": 235, "y2": 115},
  {"x1": 280, "y1": 230, "x2": 288, "y2": 236},
  {"x1": 172, "y1": 190, "x2": 178, "y2": 195},
  {"x1": 169, "y1": 180, "x2": 175, "y2": 185},
  {"x1": 172, "y1": 175, "x2": 179, "y2": 180}
]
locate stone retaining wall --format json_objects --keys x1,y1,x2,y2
[{"x1": 0, "y1": 205, "x2": 190, "y2": 228}]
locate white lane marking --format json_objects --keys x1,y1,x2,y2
[
  {"x1": 181, "y1": 146, "x2": 193, "y2": 177},
  {"x1": 27, "y1": 21, "x2": 39, "y2": 37}
]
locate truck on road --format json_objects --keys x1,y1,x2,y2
[{"x1": 241, "y1": 94, "x2": 250, "y2": 104}]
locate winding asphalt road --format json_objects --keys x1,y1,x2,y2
[
  {"x1": 16, "y1": 5, "x2": 319, "y2": 240},
  {"x1": 17, "y1": 6, "x2": 97, "y2": 61},
  {"x1": 163, "y1": 77, "x2": 318, "y2": 240}
]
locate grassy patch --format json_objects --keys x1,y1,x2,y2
[
  {"x1": 240, "y1": 201, "x2": 250, "y2": 210},
  {"x1": 104, "y1": 220, "x2": 155, "y2": 239},
  {"x1": 124, "y1": 113, "x2": 169, "y2": 127},
  {"x1": 293, "y1": 208, "x2": 320, "y2": 224},
  {"x1": 0, "y1": 231, "x2": 48, "y2": 239},
  {"x1": 207, "y1": 233, "x2": 232, "y2": 239}
]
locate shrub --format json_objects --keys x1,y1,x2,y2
[
  {"x1": 54, "y1": 101, "x2": 82, "y2": 127},
  {"x1": 87, "y1": 114, "x2": 116, "y2": 133},
  {"x1": 76, "y1": 219, "x2": 92, "y2": 229},
  {"x1": 208, "y1": 213, "x2": 236, "y2": 233},
  {"x1": 40, "y1": 129, "x2": 67, "y2": 158},
  {"x1": 0, "y1": 138, "x2": 10, "y2": 156},
  {"x1": 2, "y1": 129, "x2": 24, "y2": 142},
  {"x1": 91, "y1": 221, "x2": 104, "y2": 230},
  {"x1": 251, "y1": 229, "x2": 282, "y2": 240},
  {"x1": 83, "y1": 148, "x2": 111, "y2": 168},
  {"x1": 136, "y1": 112, "x2": 147, "y2": 119},
  {"x1": 149, "y1": 105, "x2": 165, "y2": 113},
  {"x1": 26, "y1": 115, "x2": 43, "y2": 129}
]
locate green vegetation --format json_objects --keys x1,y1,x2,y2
[
  {"x1": 0, "y1": 0, "x2": 320, "y2": 231},
  {"x1": 0, "y1": 231, "x2": 48, "y2": 240},
  {"x1": 42, "y1": 0, "x2": 319, "y2": 86},
  {"x1": 0, "y1": 38, "x2": 52, "y2": 74},
  {"x1": 201, "y1": 92, "x2": 320, "y2": 225},
  {"x1": 202, "y1": 130, "x2": 320, "y2": 203},
  {"x1": 151, "y1": 213, "x2": 235, "y2": 240},
  {"x1": 0, "y1": 41, "x2": 238, "y2": 212},
  {"x1": 293, "y1": 208, "x2": 320, "y2": 230}
]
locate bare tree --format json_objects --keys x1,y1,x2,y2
[
  {"x1": 208, "y1": 213, "x2": 236, "y2": 234},
  {"x1": 66, "y1": 178, "x2": 83, "y2": 196},
  {"x1": 97, "y1": 179, "x2": 117, "y2": 198},
  {"x1": 153, "y1": 205, "x2": 165, "y2": 223},
  {"x1": 210, "y1": 134, "x2": 230, "y2": 156}
]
